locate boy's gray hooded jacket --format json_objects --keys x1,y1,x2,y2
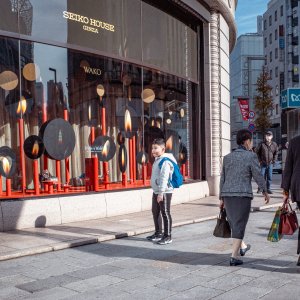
[{"x1": 151, "y1": 153, "x2": 177, "y2": 195}]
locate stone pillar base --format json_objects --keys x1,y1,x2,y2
[{"x1": 207, "y1": 175, "x2": 220, "y2": 196}]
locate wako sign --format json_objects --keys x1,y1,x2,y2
[{"x1": 280, "y1": 88, "x2": 300, "y2": 109}]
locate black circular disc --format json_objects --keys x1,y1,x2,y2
[
  {"x1": 39, "y1": 118, "x2": 76, "y2": 160},
  {"x1": 136, "y1": 151, "x2": 149, "y2": 165},
  {"x1": 117, "y1": 132, "x2": 125, "y2": 145},
  {"x1": 165, "y1": 130, "x2": 180, "y2": 161},
  {"x1": 91, "y1": 136, "x2": 116, "y2": 162},
  {"x1": 179, "y1": 143, "x2": 188, "y2": 164},
  {"x1": 118, "y1": 144, "x2": 127, "y2": 173},
  {"x1": 0, "y1": 146, "x2": 16, "y2": 178},
  {"x1": 24, "y1": 135, "x2": 45, "y2": 160}
]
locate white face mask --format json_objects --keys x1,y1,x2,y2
[{"x1": 266, "y1": 135, "x2": 272, "y2": 142}]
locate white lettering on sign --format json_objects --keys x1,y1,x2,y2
[
  {"x1": 83, "y1": 66, "x2": 102, "y2": 76},
  {"x1": 63, "y1": 11, "x2": 115, "y2": 34},
  {"x1": 291, "y1": 94, "x2": 300, "y2": 102},
  {"x1": 281, "y1": 95, "x2": 287, "y2": 103}
]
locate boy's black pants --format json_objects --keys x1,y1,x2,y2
[{"x1": 152, "y1": 193, "x2": 172, "y2": 237}]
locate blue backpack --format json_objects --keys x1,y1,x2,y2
[{"x1": 158, "y1": 157, "x2": 183, "y2": 188}]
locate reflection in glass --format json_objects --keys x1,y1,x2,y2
[
  {"x1": 23, "y1": 63, "x2": 40, "y2": 81},
  {"x1": 0, "y1": 33, "x2": 196, "y2": 197},
  {"x1": 0, "y1": 71, "x2": 18, "y2": 91},
  {"x1": 141, "y1": 88, "x2": 155, "y2": 103}
]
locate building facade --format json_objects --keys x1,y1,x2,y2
[
  {"x1": 263, "y1": 0, "x2": 300, "y2": 144},
  {"x1": 230, "y1": 28, "x2": 265, "y2": 149},
  {"x1": 0, "y1": 0, "x2": 237, "y2": 230}
]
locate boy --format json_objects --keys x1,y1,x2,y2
[{"x1": 146, "y1": 138, "x2": 177, "y2": 245}]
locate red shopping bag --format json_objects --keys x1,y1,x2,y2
[{"x1": 279, "y1": 202, "x2": 299, "y2": 235}]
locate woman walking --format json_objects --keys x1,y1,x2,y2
[
  {"x1": 220, "y1": 129, "x2": 270, "y2": 266},
  {"x1": 281, "y1": 135, "x2": 300, "y2": 266}
]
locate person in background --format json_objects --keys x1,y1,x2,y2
[
  {"x1": 256, "y1": 131, "x2": 278, "y2": 194},
  {"x1": 220, "y1": 129, "x2": 270, "y2": 266},
  {"x1": 281, "y1": 134, "x2": 300, "y2": 266}
]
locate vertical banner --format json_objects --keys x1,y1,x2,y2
[{"x1": 238, "y1": 97, "x2": 249, "y2": 121}]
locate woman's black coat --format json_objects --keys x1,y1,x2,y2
[{"x1": 282, "y1": 135, "x2": 300, "y2": 203}]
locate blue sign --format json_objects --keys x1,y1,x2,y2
[
  {"x1": 248, "y1": 111, "x2": 255, "y2": 119},
  {"x1": 280, "y1": 89, "x2": 300, "y2": 109},
  {"x1": 248, "y1": 123, "x2": 255, "y2": 132}
]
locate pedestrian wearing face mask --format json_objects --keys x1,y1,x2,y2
[{"x1": 256, "y1": 131, "x2": 278, "y2": 194}]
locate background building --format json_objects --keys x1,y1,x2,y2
[
  {"x1": 0, "y1": 0, "x2": 237, "y2": 231},
  {"x1": 262, "y1": 0, "x2": 287, "y2": 144},
  {"x1": 230, "y1": 19, "x2": 265, "y2": 149}
]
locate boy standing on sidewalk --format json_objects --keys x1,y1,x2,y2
[{"x1": 146, "y1": 138, "x2": 177, "y2": 245}]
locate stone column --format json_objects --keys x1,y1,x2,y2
[{"x1": 207, "y1": 9, "x2": 222, "y2": 196}]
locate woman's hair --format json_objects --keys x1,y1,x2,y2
[
  {"x1": 236, "y1": 129, "x2": 252, "y2": 145},
  {"x1": 152, "y1": 138, "x2": 165, "y2": 147}
]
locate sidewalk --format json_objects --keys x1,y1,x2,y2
[{"x1": 0, "y1": 183, "x2": 283, "y2": 262}]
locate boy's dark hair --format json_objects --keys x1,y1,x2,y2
[
  {"x1": 152, "y1": 138, "x2": 165, "y2": 147},
  {"x1": 236, "y1": 129, "x2": 252, "y2": 145}
]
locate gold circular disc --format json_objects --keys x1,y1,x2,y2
[
  {"x1": 23, "y1": 63, "x2": 40, "y2": 81},
  {"x1": 0, "y1": 71, "x2": 18, "y2": 90}
]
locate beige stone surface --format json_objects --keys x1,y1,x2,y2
[
  {"x1": 59, "y1": 193, "x2": 107, "y2": 223},
  {"x1": 1, "y1": 197, "x2": 61, "y2": 231}
]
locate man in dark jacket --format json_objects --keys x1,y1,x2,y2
[
  {"x1": 281, "y1": 134, "x2": 300, "y2": 266},
  {"x1": 256, "y1": 131, "x2": 278, "y2": 194}
]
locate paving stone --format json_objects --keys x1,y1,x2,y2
[
  {"x1": 204, "y1": 273, "x2": 254, "y2": 291},
  {"x1": 20, "y1": 287, "x2": 79, "y2": 300},
  {"x1": 110, "y1": 274, "x2": 164, "y2": 293},
  {"x1": 156, "y1": 272, "x2": 210, "y2": 292},
  {"x1": 0, "y1": 274, "x2": 35, "y2": 288},
  {"x1": 16, "y1": 274, "x2": 79, "y2": 293},
  {"x1": 166, "y1": 285, "x2": 224, "y2": 299},
  {"x1": 260, "y1": 283, "x2": 300, "y2": 300},
  {"x1": 0, "y1": 286, "x2": 30, "y2": 299},
  {"x1": 128, "y1": 286, "x2": 178, "y2": 299},
  {"x1": 66, "y1": 264, "x2": 121, "y2": 279},
  {"x1": 63, "y1": 274, "x2": 124, "y2": 292},
  {"x1": 246, "y1": 272, "x2": 293, "y2": 289},
  {"x1": 63, "y1": 286, "x2": 131, "y2": 300},
  {"x1": 212, "y1": 285, "x2": 271, "y2": 300}
]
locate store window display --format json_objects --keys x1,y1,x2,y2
[{"x1": 0, "y1": 36, "x2": 195, "y2": 198}]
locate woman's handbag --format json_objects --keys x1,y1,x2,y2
[
  {"x1": 213, "y1": 208, "x2": 231, "y2": 238},
  {"x1": 267, "y1": 207, "x2": 282, "y2": 242},
  {"x1": 279, "y1": 202, "x2": 299, "y2": 235}
]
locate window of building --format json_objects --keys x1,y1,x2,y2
[
  {"x1": 269, "y1": 15, "x2": 272, "y2": 26},
  {"x1": 264, "y1": 37, "x2": 267, "y2": 48},
  {"x1": 270, "y1": 69, "x2": 273, "y2": 79},
  {"x1": 280, "y1": 5, "x2": 283, "y2": 17},
  {"x1": 0, "y1": 35, "x2": 198, "y2": 197},
  {"x1": 275, "y1": 85, "x2": 279, "y2": 96},
  {"x1": 275, "y1": 10, "x2": 277, "y2": 22},
  {"x1": 275, "y1": 48, "x2": 278, "y2": 59},
  {"x1": 275, "y1": 29, "x2": 278, "y2": 40},
  {"x1": 270, "y1": 51, "x2": 272, "y2": 62},
  {"x1": 264, "y1": 19, "x2": 267, "y2": 30},
  {"x1": 269, "y1": 33, "x2": 272, "y2": 44},
  {"x1": 275, "y1": 66, "x2": 278, "y2": 77},
  {"x1": 276, "y1": 104, "x2": 279, "y2": 114}
]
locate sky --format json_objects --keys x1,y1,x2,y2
[{"x1": 235, "y1": 0, "x2": 268, "y2": 35}]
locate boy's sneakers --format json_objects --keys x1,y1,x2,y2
[
  {"x1": 157, "y1": 235, "x2": 172, "y2": 245},
  {"x1": 146, "y1": 233, "x2": 163, "y2": 242}
]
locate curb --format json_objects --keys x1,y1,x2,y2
[
  {"x1": 251, "y1": 203, "x2": 281, "y2": 212},
  {"x1": 0, "y1": 202, "x2": 282, "y2": 262}
]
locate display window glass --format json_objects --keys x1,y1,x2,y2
[{"x1": 0, "y1": 36, "x2": 197, "y2": 198}]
